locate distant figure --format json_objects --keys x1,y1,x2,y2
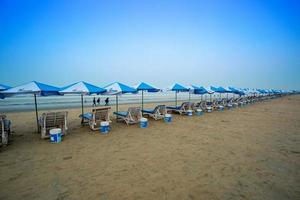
[
  {"x1": 92, "y1": 97, "x2": 96, "y2": 107},
  {"x1": 105, "y1": 97, "x2": 109, "y2": 106},
  {"x1": 97, "y1": 97, "x2": 100, "y2": 105}
]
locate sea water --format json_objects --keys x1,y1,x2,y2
[{"x1": 0, "y1": 93, "x2": 238, "y2": 112}]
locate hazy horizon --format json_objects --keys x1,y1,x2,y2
[{"x1": 0, "y1": 0, "x2": 299, "y2": 90}]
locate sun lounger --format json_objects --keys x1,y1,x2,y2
[
  {"x1": 142, "y1": 105, "x2": 167, "y2": 120},
  {"x1": 114, "y1": 107, "x2": 142, "y2": 125},
  {"x1": 166, "y1": 102, "x2": 190, "y2": 115},
  {"x1": 0, "y1": 114, "x2": 10, "y2": 146},
  {"x1": 202, "y1": 101, "x2": 213, "y2": 112},
  {"x1": 214, "y1": 99, "x2": 225, "y2": 110},
  {"x1": 39, "y1": 111, "x2": 68, "y2": 139},
  {"x1": 80, "y1": 107, "x2": 111, "y2": 130}
]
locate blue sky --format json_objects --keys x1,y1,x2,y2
[{"x1": 0, "y1": 0, "x2": 299, "y2": 89}]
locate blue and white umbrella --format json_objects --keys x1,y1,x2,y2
[
  {"x1": 1, "y1": 81, "x2": 60, "y2": 131},
  {"x1": 0, "y1": 84, "x2": 11, "y2": 99},
  {"x1": 192, "y1": 86, "x2": 210, "y2": 101},
  {"x1": 168, "y1": 83, "x2": 189, "y2": 106},
  {"x1": 186, "y1": 85, "x2": 202, "y2": 102},
  {"x1": 211, "y1": 86, "x2": 228, "y2": 99},
  {"x1": 60, "y1": 81, "x2": 106, "y2": 121},
  {"x1": 0, "y1": 84, "x2": 11, "y2": 91},
  {"x1": 134, "y1": 82, "x2": 160, "y2": 112},
  {"x1": 104, "y1": 82, "x2": 137, "y2": 114},
  {"x1": 228, "y1": 86, "x2": 245, "y2": 96}
]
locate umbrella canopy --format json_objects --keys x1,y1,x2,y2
[
  {"x1": 0, "y1": 84, "x2": 11, "y2": 91},
  {"x1": 1, "y1": 81, "x2": 60, "y2": 97},
  {"x1": 228, "y1": 86, "x2": 245, "y2": 95},
  {"x1": 168, "y1": 83, "x2": 189, "y2": 106},
  {"x1": 104, "y1": 82, "x2": 137, "y2": 114},
  {"x1": 1, "y1": 81, "x2": 60, "y2": 131},
  {"x1": 60, "y1": 81, "x2": 106, "y2": 94},
  {"x1": 134, "y1": 82, "x2": 160, "y2": 112},
  {"x1": 104, "y1": 82, "x2": 136, "y2": 95},
  {"x1": 134, "y1": 82, "x2": 160, "y2": 92},
  {"x1": 168, "y1": 83, "x2": 189, "y2": 92},
  {"x1": 211, "y1": 86, "x2": 227, "y2": 93},
  {"x1": 60, "y1": 81, "x2": 106, "y2": 122}
]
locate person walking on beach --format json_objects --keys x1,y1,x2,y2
[
  {"x1": 97, "y1": 97, "x2": 100, "y2": 105},
  {"x1": 92, "y1": 97, "x2": 96, "y2": 107},
  {"x1": 105, "y1": 97, "x2": 109, "y2": 106}
]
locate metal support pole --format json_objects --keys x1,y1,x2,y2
[
  {"x1": 34, "y1": 94, "x2": 39, "y2": 132},
  {"x1": 142, "y1": 90, "x2": 144, "y2": 114},
  {"x1": 81, "y1": 94, "x2": 84, "y2": 124}
]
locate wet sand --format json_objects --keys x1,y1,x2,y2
[{"x1": 0, "y1": 96, "x2": 299, "y2": 200}]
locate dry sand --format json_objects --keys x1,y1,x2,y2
[{"x1": 0, "y1": 96, "x2": 300, "y2": 200}]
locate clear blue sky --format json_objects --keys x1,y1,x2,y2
[{"x1": 0, "y1": 0, "x2": 299, "y2": 89}]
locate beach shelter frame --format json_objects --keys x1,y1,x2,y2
[
  {"x1": 104, "y1": 82, "x2": 137, "y2": 117},
  {"x1": 59, "y1": 81, "x2": 106, "y2": 123},
  {"x1": 1, "y1": 81, "x2": 60, "y2": 132},
  {"x1": 135, "y1": 82, "x2": 160, "y2": 114}
]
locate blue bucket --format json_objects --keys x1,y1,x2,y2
[
  {"x1": 164, "y1": 114, "x2": 172, "y2": 123},
  {"x1": 100, "y1": 121, "x2": 110, "y2": 134},
  {"x1": 196, "y1": 109, "x2": 203, "y2": 116},
  {"x1": 218, "y1": 106, "x2": 224, "y2": 111},
  {"x1": 187, "y1": 110, "x2": 193, "y2": 116},
  {"x1": 207, "y1": 106, "x2": 212, "y2": 113},
  {"x1": 140, "y1": 118, "x2": 148, "y2": 128},
  {"x1": 50, "y1": 128, "x2": 62, "y2": 143}
]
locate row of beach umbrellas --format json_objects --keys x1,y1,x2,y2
[{"x1": 0, "y1": 81, "x2": 294, "y2": 131}]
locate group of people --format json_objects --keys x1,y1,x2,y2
[{"x1": 92, "y1": 97, "x2": 109, "y2": 106}]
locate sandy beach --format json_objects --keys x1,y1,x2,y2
[{"x1": 0, "y1": 95, "x2": 299, "y2": 200}]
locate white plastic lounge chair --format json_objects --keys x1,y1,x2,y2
[
  {"x1": 0, "y1": 114, "x2": 10, "y2": 146},
  {"x1": 39, "y1": 111, "x2": 68, "y2": 139},
  {"x1": 166, "y1": 102, "x2": 190, "y2": 115},
  {"x1": 80, "y1": 107, "x2": 111, "y2": 130},
  {"x1": 202, "y1": 101, "x2": 213, "y2": 112},
  {"x1": 114, "y1": 107, "x2": 142, "y2": 125},
  {"x1": 142, "y1": 105, "x2": 167, "y2": 120}
]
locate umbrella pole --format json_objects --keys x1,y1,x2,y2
[
  {"x1": 175, "y1": 91, "x2": 177, "y2": 107},
  {"x1": 189, "y1": 92, "x2": 191, "y2": 102},
  {"x1": 201, "y1": 94, "x2": 203, "y2": 102},
  {"x1": 142, "y1": 90, "x2": 144, "y2": 114},
  {"x1": 210, "y1": 94, "x2": 212, "y2": 102},
  {"x1": 116, "y1": 95, "x2": 119, "y2": 119},
  {"x1": 81, "y1": 94, "x2": 84, "y2": 124},
  {"x1": 34, "y1": 94, "x2": 39, "y2": 132}
]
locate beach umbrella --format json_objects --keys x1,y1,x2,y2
[
  {"x1": 186, "y1": 85, "x2": 203, "y2": 102},
  {"x1": 1, "y1": 81, "x2": 60, "y2": 131},
  {"x1": 211, "y1": 86, "x2": 228, "y2": 99},
  {"x1": 59, "y1": 81, "x2": 106, "y2": 122},
  {"x1": 134, "y1": 82, "x2": 160, "y2": 113},
  {"x1": 193, "y1": 86, "x2": 209, "y2": 101},
  {"x1": 228, "y1": 86, "x2": 245, "y2": 96},
  {"x1": 0, "y1": 84, "x2": 11, "y2": 91},
  {"x1": 168, "y1": 83, "x2": 189, "y2": 107},
  {"x1": 0, "y1": 84, "x2": 11, "y2": 99},
  {"x1": 104, "y1": 82, "x2": 136, "y2": 114},
  {"x1": 202, "y1": 86, "x2": 214, "y2": 102}
]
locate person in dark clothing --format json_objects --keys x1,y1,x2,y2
[
  {"x1": 92, "y1": 97, "x2": 96, "y2": 106},
  {"x1": 105, "y1": 97, "x2": 109, "y2": 106},
  {"x1": 97, "y1": 97, "x2": 100, "y2": 105}
]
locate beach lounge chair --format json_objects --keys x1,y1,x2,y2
[
  {"x1": 0, "y1": 114, "x2": 10, "y2": 146},
  {"x1": 166, "y1": 102, "x2": 190, "y2": 115},
  {"x1": 39, "y1": 111, "x2": 68, "y2": 139},
  {"x1": 202, "y1": 101, "x2": 213, "y2": 112},
  {"x1": 80, "y1": 107, "x2": 111, "y2": 130},
  {"x1": 215, "y1": 99, "x2": 225, "y2": 110},
  {"x1": 114, "y1": 107, "x2": 142, "y2": 125},
  {"x1": 142, "y1": 105, "x2": 167, "y2": 120}
]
